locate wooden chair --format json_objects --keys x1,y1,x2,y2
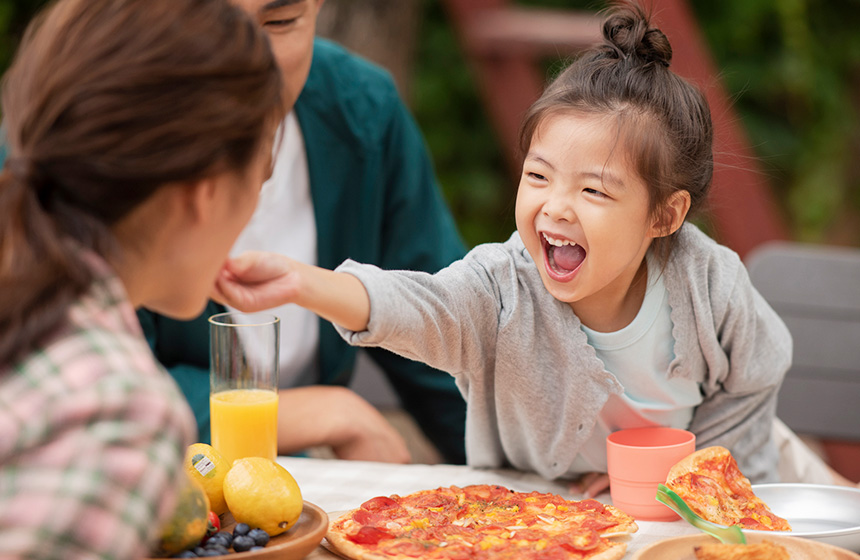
[{"x1": 746, "y1": 241, "x2": 860, "y2": 479}]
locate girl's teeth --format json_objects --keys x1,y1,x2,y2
[{"x1": 543, "y1": 233, "x2": 576, "y2": 248}]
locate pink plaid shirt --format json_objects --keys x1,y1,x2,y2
[{"x1": 0, "y1": 258, "x2": 196, "y2": 559}]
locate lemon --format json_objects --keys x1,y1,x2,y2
[
  {"x1": 223, "y1": 457, "x2": 303, "y2": 536},
  {"x1": 183, "y1": 443, "x2": 229, "y2": 515}
]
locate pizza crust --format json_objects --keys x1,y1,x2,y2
[
  {"x1": 665, "y1": 445, "x2": 730, "y2": 484},
  {"x1": 600, "y1": 505, "x2": 639, "y2": 536},
  {"x1": 326, "y1": 530, "x2": 629, "y2": 560},
  {"x1": 326, "y1": 532, "x2": 628, "y2": 560},
  {"x1": 326, "y1": 518, "x2": 387, "y2": 560}
]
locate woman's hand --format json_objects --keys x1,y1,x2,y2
[
  {"x1": 276, "y1": 385, "x2": 411, "y2": 464},
  {"x1": 570, "y1": 472, "x2": 611, "y2": 499},
  {"x1": 212, "y1": 251, "x2": 300, "y2": 312}
]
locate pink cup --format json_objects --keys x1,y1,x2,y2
[{"x1": 606, "y1": 427, "x2": 696, "y2": 521}]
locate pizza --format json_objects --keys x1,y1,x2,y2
[
  {"x1": 665, "y1": 446, "x2": 791, "y2": 531},
  {"x1": 326, "y1": 484, "x2": 638, "y2": 560},
  {"x1": 694, "y1": 540, "x2": 790, "y2": 560}
]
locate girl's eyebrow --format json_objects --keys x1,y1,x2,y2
[
  {"x1": 525, "y1": 153, "x2": 556, "y2": 170},
  {"x1": 581, "y1": 170, "x2": 626, "y2": 191}
]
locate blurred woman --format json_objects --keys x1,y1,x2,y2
[{"x1": 0, "y1": 0, "x2": 284, "y2": 557}]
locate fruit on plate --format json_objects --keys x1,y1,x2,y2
[
  {"x1": 223, "y1": 457, "x2": 303, "y2": 536},
  {"x1": 202, "y1": 511, "x2": 221, "y2": 544},
  {"x1": 152, "y1": 473, "x2": 211, "y2": 557},
  {"x1": 184, "y1": 443, "x2": 230, "y2": 515}
]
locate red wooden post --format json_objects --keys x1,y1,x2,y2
[{"x1": 650, "y1": 0, "x2": 789, "y2": 256}]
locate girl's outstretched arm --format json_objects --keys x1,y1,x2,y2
[{"x1": 212, "y1": 251, "x2": 370, "y2": 332}]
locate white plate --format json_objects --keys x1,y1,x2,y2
[{"x1": 748, "y1": 483, "x2": 860, "y2": 552}]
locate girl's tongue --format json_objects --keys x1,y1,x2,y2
[{"x1": 549, "y1": 243, "x2": 586, "y2": 273}]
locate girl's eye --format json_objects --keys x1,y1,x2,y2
[
  {"x1": 528, "y1": 172, "x2": 547, "y2": 181},
  {"x1": 264, "y1": 18, "x2": 298, "y2": 28},
  {"x1": 584, "y1": 188, "x2": 606, "y2": 197}
]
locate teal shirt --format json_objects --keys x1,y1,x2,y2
[{"x1": 137, "y1": 39, "x2": 468, "y2": 463}]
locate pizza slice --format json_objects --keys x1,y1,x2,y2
[{"x1": 665, "y1": 446, "x2": 791, "y2": 531}]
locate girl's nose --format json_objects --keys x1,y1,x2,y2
[{"x1": 543, "y1": 191, "x2": 576, "y2": 223}]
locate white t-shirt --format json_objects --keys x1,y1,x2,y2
[
  {"x1": 570, "y1": 262, "x2": 703, "y2": 474},
  {"x1": 227, "y1": 112, "x2": 319, "y2": 388}
]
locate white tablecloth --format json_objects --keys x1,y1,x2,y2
[{"x1": 277, "y1": 456, "x2": 701, "y2": 558}]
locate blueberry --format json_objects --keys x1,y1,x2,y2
[
  {"x1": 249, "y1": 546, "x2": 265, "y2": 551},
  {"x1": 172, "y1": 552, "x2": 197, "y2": 558},
  {"x1": 193, "y1": 547, "x2": 207, "y2": 556},
  {"x1": 204, "y1": 543, "x2": 230, "y2": 555},
  {"x1": 233, "y1": 523, "x2": 251, "y2": 537},
  {"x1": 247, "y1": 528, "x2": 269, "y2": 547},
  {"x1": 207, "y1": 535, "x2": 230, "y2": 549},
  {"x1": 232, "y1": 535, "x2": 256, "y2": 553},
  {"x1": 214, "y1": 531, "x2": 233, "y2": 546}
]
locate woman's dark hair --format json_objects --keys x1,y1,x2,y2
[
  {"x1": 0, "y1": 0, "x2": 284, "y2": 365},
  {"x1": 519, "y1": 2, "x2": 713, "y2": 263}
]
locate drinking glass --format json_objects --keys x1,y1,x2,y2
[{"x1": 209, "y1": 312, "x2": 280, "y2": 465}]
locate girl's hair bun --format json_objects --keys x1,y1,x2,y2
[{"x1": 602, "y1": 5, "x2": 672, "y2": 68}]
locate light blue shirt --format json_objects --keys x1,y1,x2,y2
[{"x1": 572, "y1": 262, "x2": 703, "y2": 474}]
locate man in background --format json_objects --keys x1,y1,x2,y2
[{"x1": 138, "y1": 0, "x2": 468, "y2": 464}]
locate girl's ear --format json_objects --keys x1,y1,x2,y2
[{"x1": 652, "y1": 190, "x2": 691, "y2": 238}]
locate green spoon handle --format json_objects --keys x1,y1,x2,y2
[{"x1": 656, "y1": 484, "x2": 746, "y2": 544}]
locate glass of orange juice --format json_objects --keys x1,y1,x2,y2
[{"x1": 209, "y1": 312, "x2": 279, "y2": 466}]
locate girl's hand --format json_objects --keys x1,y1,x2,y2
[
  {"x1": 211, "y1": 251, "x2": 300, "y2": 312},
  {"x1": 570, "y1": 472, "x2": 610, "y2": 498}
]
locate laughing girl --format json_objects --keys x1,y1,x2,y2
[{"x1": 214, "y1": 3, "x2": 790, "y2": 486}]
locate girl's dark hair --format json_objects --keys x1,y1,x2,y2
[
  {"x1": 0, "y1": 0, "x2": 284, "y2": 366},
  {"x1": 519, "y1": 2, "x2": 713, "y2": 262}
]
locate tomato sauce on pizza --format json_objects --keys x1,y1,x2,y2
[
  {"x1": 327, "y1": 484, "x2": 638, "y2": 560},
  {"x1": 665, "y1": 446, "x2": 791, "y2": 532}
]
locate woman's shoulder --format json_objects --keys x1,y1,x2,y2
[
  {"x1": 14, "y1": 270, "x2": 179, "y2": 399},
  {"x1": 3, "y1": 289, "x2": 193, "y2": 457}
]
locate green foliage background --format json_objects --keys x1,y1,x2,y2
[
  {"x1": 413, "y1": 0, "x2": 860, "y2": 248},
  {"x1": 3, "y1": 0, "x2": 858, "y2": 249}
]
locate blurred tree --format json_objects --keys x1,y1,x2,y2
[
  {"x1": 0, "y1": 0, "x2": 48, "y2": 72},
  {"x1": 690, "y1": 0, "x2": 860, "y2": 245},
  {"x1": 2, "y1": 0, "x2": 857, "y2": 247},
  {"x1": 412, "y1": 0, "x2": 514, "y2": 246},
  {"x1": 316, "y1": 0, "x2": 421, "y2": 98}
]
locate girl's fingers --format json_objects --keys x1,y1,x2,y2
[
  {"x1": 569, "y1": 471, "x2": 610, "y2": 498},
  {"x1": 582, "y1": 473, "x2": 610, "y2": 498},
  {"x1": 224, "y1": 251, "x2": 291, "y2": 284}
]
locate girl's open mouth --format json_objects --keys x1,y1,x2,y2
[{"x1": 541, "y1": 232, "x2": 586, "y2": 282}]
